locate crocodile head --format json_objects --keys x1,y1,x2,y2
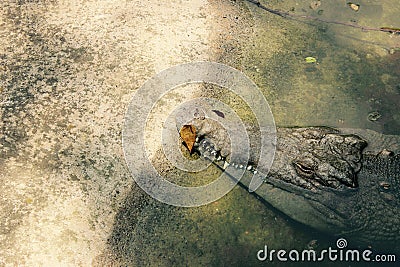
[
  {"x1": 188, "y1": 118, "x2": 370, "y2": 235},
  {"x1": 267, "y1": 127, "x2": 367, "y2": 191},
  {"x1": 189, "y1": 117, "x2": 367, "y2": 191},
  {"x1": 188, "y1": 117, "x2": 400, "y2": 250}
]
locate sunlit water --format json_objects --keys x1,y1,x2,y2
[{"x1": 117, "y1": 0, "x2": 400, "y2": 266}]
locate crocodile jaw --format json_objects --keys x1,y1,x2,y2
[{"x1": 190, "y1": 121, "x2": 367, "y2": 191}]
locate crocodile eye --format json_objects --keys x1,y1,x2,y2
[{"x1": 293, "y1": 161, "x2": 315, "y2": 177}]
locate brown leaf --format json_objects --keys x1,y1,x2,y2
[{"x1": 179, "y1": 124, "x2": 196, "y2": 153}]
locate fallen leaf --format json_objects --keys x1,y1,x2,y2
[
  {"x1": 305, "y1": 56, "x2": 317, "y2": 63},
  {"x1": 179, "y1": 124, "x2": 196, "y2": 153},
  {"x1": 367, "y1": 111, "x2": 381, "y2": 122},
  {"x1": 212, "y1": 109, "x2": 225, "y2": 118},
  {"x1": 347, "y1": 2, "x2": 360, "y2": 12},
  {"x1": 310, "y1": 0, "x2": 321, "y2": 10}
]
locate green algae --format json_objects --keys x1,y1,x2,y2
[
  {"x1": 243, "y1": 0, "x2": 400, "y2": 134},
  {"x1": 115, "y1": 1, "x2": 400, "y2": 266},
  {"x1": 125, "y1": 1, "x2": 400, "y2": 265}
]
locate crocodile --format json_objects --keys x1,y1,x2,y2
[{"x1": 187, "y1": 118, "x2": 400, "y2": 252}]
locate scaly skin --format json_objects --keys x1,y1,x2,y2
[{"x1": 190, "y1": 119, "x2": 400, "y2": 252}]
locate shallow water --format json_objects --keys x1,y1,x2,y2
[
  {"x1": 1, "y1": 0, "x2": 399, "y2": 266},
  {"x1": 245, "y1": 0, "x2": 400, "y2": 134},
  {"x1": 112, "y1": 1, "x2": 400, "y2": 266}
]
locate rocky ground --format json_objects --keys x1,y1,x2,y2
[{"x1": 0, "y1": 0, "x2": 244, "y2": 265}]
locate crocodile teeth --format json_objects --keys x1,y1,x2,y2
[
  {"x1": 239, "y1": 165, "x2": 244, "y2": 169},
  {"x1": 216, "y1": 155, "x2": 222, "y2": 161},
  {"x1": 223, "y1": 161, "x2": 230, "y2": 169},
  {"x1": 211, "y1": 150, "x2": 217, "y2": 155},
  {"x1": 247, "y1": 165, "x2": 252, "y2": 171}
]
